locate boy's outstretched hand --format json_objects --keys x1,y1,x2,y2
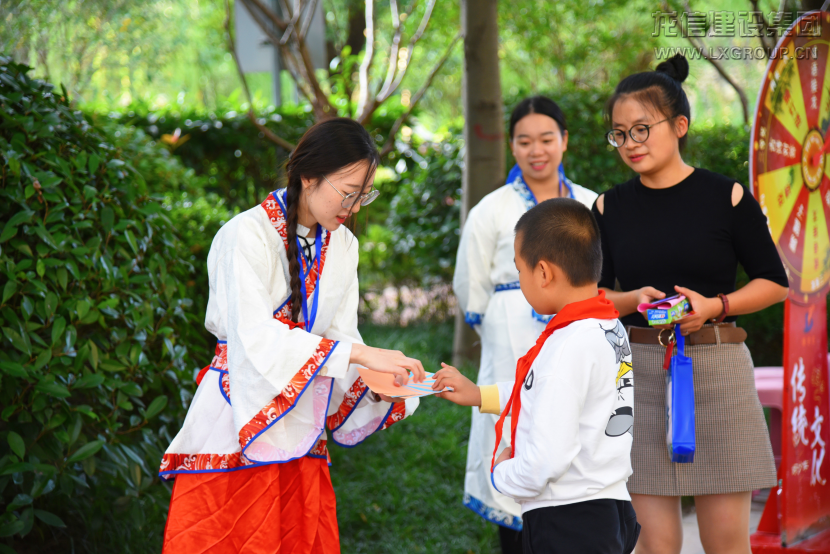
[{"x1": 432, "y1": 363, "x2": 481, "y2": 407}]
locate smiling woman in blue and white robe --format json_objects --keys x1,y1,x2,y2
[{"x1": 453, "y1": 96, "x2": 597, "y2": 553}]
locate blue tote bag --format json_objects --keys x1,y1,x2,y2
[{"x1": 666, "y1": 324, "x2": 695, "y2": 463}]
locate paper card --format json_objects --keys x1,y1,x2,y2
[{"x1": 357, "y1": 367, "x2": 452, "y2": 398}]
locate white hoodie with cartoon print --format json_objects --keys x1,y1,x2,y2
[{"x1": 480, "y1": 318, "x2": 634, "y2": 514}]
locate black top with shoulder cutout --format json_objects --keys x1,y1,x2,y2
[{"x1": 591, "y1": 168, "x2": 789, "y2": 328}]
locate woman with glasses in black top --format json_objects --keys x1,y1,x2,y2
[{"x1": 592, "y1": 54, "x2": 789, "y2": 554}]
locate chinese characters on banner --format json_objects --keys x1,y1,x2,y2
[
  {"x1": 782, "y1": 300, "x2": 830, "y2": 544},
  {"x1": 748, "y1": 10, "x2": 830, "y2": 546}
]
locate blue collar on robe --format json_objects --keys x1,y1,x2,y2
[
  {"x1": 505, "y1": 163, "x2": 576, "y2": 325},
  {"x1": 507, "y1": 163, "x2": 575, "y2": 211}
]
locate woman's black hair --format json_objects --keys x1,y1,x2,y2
[
  {"x1": 509, "y1": 96, "x2": 567, "y2": 139},
  {"x1": 284, "y1": 118, "x2": 379, "y2": 323},
  {"x1": 605, "y1": 53, "x2": 691, "y2": 150}
]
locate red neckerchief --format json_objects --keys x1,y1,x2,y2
[{"x1": 491, "y1": 290, "x2": 619, "y2": 472}]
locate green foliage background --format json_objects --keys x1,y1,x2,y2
[
  {"x1": 0, "y1": 58, "x2": 220, "y2": 552},
  {"x1": 0, "y1": 52, "x2": 798, "y2": 552}
]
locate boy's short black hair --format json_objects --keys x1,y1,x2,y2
[{"x1": 514, "y1": 198, "x2": 602, "y2": 287}]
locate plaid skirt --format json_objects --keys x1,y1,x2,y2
[{"x1": 626, "y1": 331, "x2": 777, "y2": 496}]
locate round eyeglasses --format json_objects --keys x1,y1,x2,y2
[
  {"x1": 605, "y1": 118, "x2": 670, "y2": 148},
  {"x1": 323, "y1": 175, "x2": 380, "y2": 209}
]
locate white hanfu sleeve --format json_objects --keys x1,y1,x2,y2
[
  {"x1": 212, "y1": 214, "x2": 344, "y2": 464},
  {"x1": 453, "y1": 202, "x2": 498, "y2": 333},
  {"x1": 324, "y1": 242, "x2": 419, "y2": 447}
]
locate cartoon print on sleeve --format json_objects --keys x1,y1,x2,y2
[{"x1": 601, "y1": 321, "x2": 634, "y2": 437}]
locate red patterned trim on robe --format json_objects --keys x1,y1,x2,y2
[
  {"x1": 308, "y1": 438, "x2": 328, "y2": 458},
  {"x1": 238, "y1": 339, "x2": 337, "y2": 453},
  {"x1": 159, "y1": 452, "x2": 254, "y2": 475},
  {"x1": 261, "y1": 190, "x2": 331, "y2": 315},
  {"x1": 381, "y1": 401, "x2": 406, "y2": 430},
  {"x1": 210, "y1": 341, "x2": 228, "y2": 371},
  {"x1": 326, "y1": 377, "x2": 369, "y2": 431},
  {"x1": 159, "y1": 340, "x2": 335, "y2": 479},
  {"x1": 220, "y1": 371, "x2": 231, "y2": 403},
  {"x1": 159, "y1": 436, "x2": 329, "y2": 478}
]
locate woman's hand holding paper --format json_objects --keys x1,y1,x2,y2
[{"x1": 351, "y1": 344, "x2": 426, "y2": 384}]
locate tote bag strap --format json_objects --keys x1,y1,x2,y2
[{"x1": 674, "y1": 323, "x2": 685, "y2": 357}]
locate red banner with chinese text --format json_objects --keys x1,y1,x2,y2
[{"x1": 781, "y1": 298, "x2": 830, "y2": 545}]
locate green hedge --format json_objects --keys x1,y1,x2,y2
[
  {"x1": 0, "y1": 58, "x2": 221, "y2": 553},
  {"x1": 98, "y1": 102, "x2": 406, "y2": 213}
]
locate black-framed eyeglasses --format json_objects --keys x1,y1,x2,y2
[
  {"x1": 606, "y1": 118, "x2": 670, "y2": 148},
  {"x1": 323, "y1": 175, "x2": 380, "y2": 209}
]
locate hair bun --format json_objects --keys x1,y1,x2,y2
[{"x1": 655, "y1": 54, "x2": 689, "y2": 83}]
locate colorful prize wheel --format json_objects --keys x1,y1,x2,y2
[
  {"x1": 750, "y1": 11, "x2": 830, "y2": 550},
  {"x1": 751, "y1": 11, "x2": 830, "y2": 303}
]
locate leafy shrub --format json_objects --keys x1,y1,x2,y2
[
  {"x1": 99, "y1": 101, "x2": 406, "y2": 213},
  {"x1": 356, "y1": 138, "x2": 464, "y2": 289},
  {"x1": 99, "y1": 122, "x2": 232, "y2": 345},
  {"x1": 0, "y1": 57, "x2": 210, "y2": 553}
]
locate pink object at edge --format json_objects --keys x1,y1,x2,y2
[{"x1": 637, "y1": 294, "x2": 687, "y2": 313}]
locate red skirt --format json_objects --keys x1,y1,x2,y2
[{"x1": 163, "y1": 456, "x2": 340, "y2": 553}]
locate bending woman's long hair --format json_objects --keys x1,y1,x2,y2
[{"x1": 283, "y1": 118, "x2": 379, "y2": 323}]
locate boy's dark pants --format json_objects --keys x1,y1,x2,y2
[{"x1": 521, "y1": 499, "x2": 640, "y2": 554}]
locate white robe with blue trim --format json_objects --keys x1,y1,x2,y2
[{"x1": 161, "y1": 195, "x2": 419, "y2": 478}]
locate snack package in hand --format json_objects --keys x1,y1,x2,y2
[{"x1": 637, "y1": 294, "x2": 691, "y2": 326}]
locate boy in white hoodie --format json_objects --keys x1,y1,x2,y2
[{"x1": 434, "y1": 198, "x2": 639, "y2": 554}]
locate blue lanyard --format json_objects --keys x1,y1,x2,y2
[
  {"x1": 272, "y1": 190, "x2": 323, "y2": 332},
  {"x1": 297, "y1": 223, "x2": 322, "y2": 331}
]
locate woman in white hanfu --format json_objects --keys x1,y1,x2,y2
[
  {"x1": 159, "y1": 119, "x2": 425, "y2": 554},
  {"x1": 453, "y1": 97, "x2": 598, "y2": 553}
]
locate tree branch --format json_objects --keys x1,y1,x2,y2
[
  {"x1": 239, "y1": 0, "x2": 316, "y2": 105},
  {"x1": 356, "y1": 0, "x2": 376, "y2": 122},
  {"x1": 278, "y1": 0, "x2": 303, "y2": 45},
  {"x1": 299, "y1": 0, "x2": 319, "y2": 40},
  {"x1": 243, "y1": 0, "x2": 288, "y2": 31},
  {"x1": 388, "y1": 0, "x2": 436, "y2": 95},
  {"x1": 379, "y1": 32, "x2": 462, "y2": 157},
  {"x1": 225, "y1": 0, "x2": 296, "y2": 151},
  {"x1": 274, "y1": 0, "x2": 335, "y2": 118},
  {"x1": 362, "y1": 0, "x2": 435, "y2": 124},
  {"x1": 749, "y1": 0, "x2": 782, "y2": 53},
  {"x1": 376, "y1": 0, "x2": 403, "y2": 102},
  {"x1": 664, "y1": 1, "x2": 750, "y2": 124}
]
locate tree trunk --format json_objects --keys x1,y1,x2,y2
[
  {"x1": 452, "y1": 0, "x2": 504, "y2": 367},
  {"x1": 345, "y1": 0, "x2": 367, "y2": 56}
]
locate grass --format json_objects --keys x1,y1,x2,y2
[{"x1": 330, "y1": 322, "x2": 501, "y2": 554}]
